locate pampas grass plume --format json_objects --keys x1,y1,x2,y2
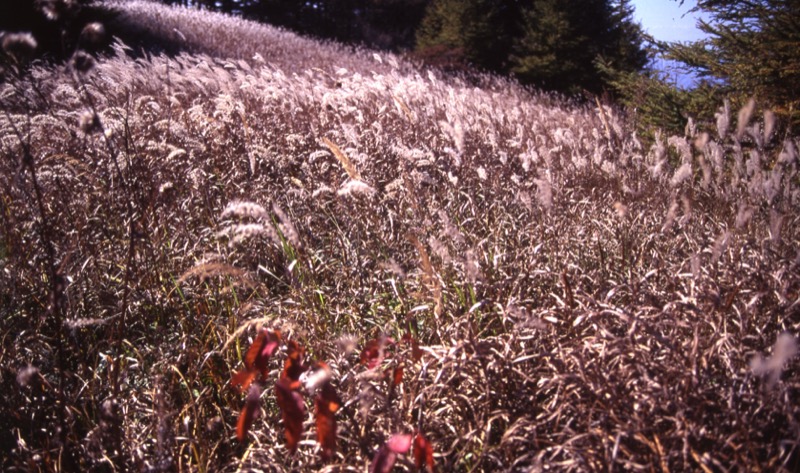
[
  {"x1": 217, "y1": 223, "x2": 269, "y2": 245},
  {"x1": 670, "y1": 163, "x2": 692, "y2": 187},
  {"x1": 763, "y1": 110, "x2": 776, "y2": 144},
  {"x1": 221, "y1": 201, "x2": 268, "y2": 220},
  {"x1": 736, "y1": 98, "x2": 756, "y2": 141},
  {"x1": 751, "y1": 333, "x2": 798, "y2": 388},
  {"x1": 613, "y1": 202, "x2": 628, "y2": 219},
  {"x1": 734, "y1": 204, "x2": 754, "y2": 231},
  {"x1": 337, "y1": 179, "x2": 375, "y2": 197},
  {"x1": 716, "y1": 100, "x2": 730, "y2": 139},
  {"x1": 533, "y1": 178, "x2": 552, "y2": 211},
  {"x1": 661, "y1": 199, "x2": 679, "y2": 233},
  {"x1": 272, "y1": 204, "x2": 301, "y2": 249},
  {"x1": 2, "y1": 33, "x2": 37, "y2": 63}
]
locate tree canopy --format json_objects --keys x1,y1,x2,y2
[
  {"x1": 415, "y1": 0, "x2": 648, "y2": 95},
  {"x1": 664, "y1": 0, "x2": 800, "y2": 127},
  {"x1": 415, "y1": 0, "x2": 517, "y2": 73}
]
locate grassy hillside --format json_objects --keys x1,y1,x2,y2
[{"x1": 1, "y1": 1, "x2": 799, "y2": 471}]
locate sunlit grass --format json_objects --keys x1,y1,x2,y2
[{"x1": 1, "y1": 1, "x2": 798, "y2": 471}]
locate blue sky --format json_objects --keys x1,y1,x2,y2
[
  {"x1": 630, "y1": 0, "x2": 710, "y2": 87},
  {"x1": 631, "y1": 0, "x2": 708, "y2": 43}
]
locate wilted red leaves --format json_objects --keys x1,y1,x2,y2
[
  {"x1": 275, "y1": 376, "x2": 306, "y2": 453},
  {"x1": 234, "y1": 328, "x2": 280, "y2": 442},
  {"x1": 282, "y1": 340, "x2": 306, "y2": 384},
  {"x1": 314, "y1": 378, "x2": 341, "y2": 461},
  {"x1": 370, "y1": 433, "x2": 413, "y2": 473},
  {"x1": 360, "y1": 336, "x2": 394, "y2": 369},
  {"x1": 391, "y1": 365, "x2": 404, "y2": 388},
  {"x1": 233, "y1": 335, "x2": 343, "y2": 460},
  {"x1": 274, "y1": 339, "x2": 307, "y2": 453},
  {"x1": 370, "y1": 431, "x2": 435, "y2": 473},
  {"x1": 413, "y1": 431, "x2": 435, "y2": 472},
  {"x1": 231, "y1": 328, "x2": 281, "y2": 392},
  {"x1": 231, "y1": 330, "x2": 432, "y2": 466},
  {"x1": 236, "y1": 383, "x2": 262, "y2": 441}
]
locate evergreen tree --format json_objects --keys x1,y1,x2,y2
[
  {"x1": 415, "y1": 0, "x2": 647, "y2": 94},
  {"x1": 511, "y1": 0, "x2": 647, "y2": 95},
  {"x1": 359, "y1": 0, "x2": 430, "y2": 51},
  {"x1": 607, "y1": 0, "x2": 651, "y2": 77},
  {"x1": 240, "y1": 0, "x2": 310, "y2": 32},
  {"x1": 415, "y1": 0, "x2": 517, "y2": 72},
  {"x1": 664, "y1": 0, "x2": 800, "y2": 127}
]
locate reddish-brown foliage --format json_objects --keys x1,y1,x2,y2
[
  {"x1": 231, "y1": 329, "x2": 282, "y2": 392},
  {"x1": 413, "y1": 432, "x2": 435, "y2": 472},
  {"x1": 282, "y1": 340, "x2": 306, "y2": 385},
  {"x1": 275, "y1": 376, "x2": 306, "y2": 454},
  {"x1": 274, "y1": 340, "x2": 309, "y2": 454},
  {"x1": 236, "y1": 384, "x2": 262, "y2": 442},
  {"x1": 314, "y1": 381, "x2": 341, "y2": 461},
  {"x1": 370, "y1": 433, "x2": 413, "y2": 473},
  {"x1": 360, "y1": 336, "x2": 394, "y2": 369},
  {"x1": 391, "y1": 365, "x2": 404, "y2": 387}
]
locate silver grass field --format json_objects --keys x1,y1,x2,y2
[{"x1": 1, "y1": 1, "x2": 799, "y2": 471}]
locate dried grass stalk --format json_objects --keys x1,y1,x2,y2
[
  {"x1": 323, "y1": 137, "x2": 361, "y2": 180},
  {"x1": 407, "y1": 233, "x2": 443, "y2": 317}
]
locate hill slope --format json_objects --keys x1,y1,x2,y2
[{"x1": 1, "y1": 1, "x2": 799, "y2": 471}]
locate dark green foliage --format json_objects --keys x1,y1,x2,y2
[
  {"x1": 600, "y1": 63, "x2": 724, "y2": 139},
  {"x1": 610, "y1": 0, "x2": 800, "y2": 141},
  {"x1": 415, "y1": 0, "x2": 648, "y2": 95},
  {"x1": 415, "y1": 0, "x2": 517, "y2": 73},
  {"x1": 664, "y1": 0, "x2": 800, "y2": 131},
  {"x1": 352, "y1": 0, "x2": 432, "y2": 50},
  {"x1": 512, "y1": 0, "x2": 648, "y2": 94}
]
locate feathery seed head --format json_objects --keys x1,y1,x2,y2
[
  {"x1": 71, "y1": 51, "x2": 95, "y2": 73},
  {"x1": 736, "y1": 98, "x2": 756, "y2": 141},
  {"x1": 221, "y1": 201, "x2": 268, "y2": 220},
  {"x1": 2, "y1": 33, "x2": 37, "y2": 63}
]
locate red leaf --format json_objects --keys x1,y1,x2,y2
[
  {"x1": 236, "y1": 383, "x2": 262, "y2": 442},
  {"x1": 360, "y1": 338, "x2": 382, "y2": 368},
  {"x1": 247, "y1": 329, "x2": 282, "y2": 374},
  {"x1": 275, "y1": 376, "x2": 306, "y2": 454},
  {"x1": 402, "y1": 331, "x2": 423, "y2": 362},
  {"x1": 360, "y1": 336, "x2": 394, "y2": 369},
  {"x1": 282, "y1": 340, "x2": 307, "y2": 382},
  {"x1": 315, "y1": 382, "x2": 341, "y2": 461},
  {"x1": 370, "y1": 434, "x2": 412, "y2": 473},
  {"x1": 232, "y1": 329, "x2": 282, "y2": 392},
  {"x1": 413, "y1": 432, "x2": 435, "y2": 472},
  {"x1": 392, "y1": 365, "x2": 404, "y2": 387},
  {"x1": 386, "y1": 433, "x2": 413, "y2": 454},
  {"x1": 231, "y1": 369, "x2": 257, "y2": 393}
]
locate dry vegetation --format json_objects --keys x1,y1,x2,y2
[{"x1": 1, "y1": 1, "x2": 799, "y2": 471}]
